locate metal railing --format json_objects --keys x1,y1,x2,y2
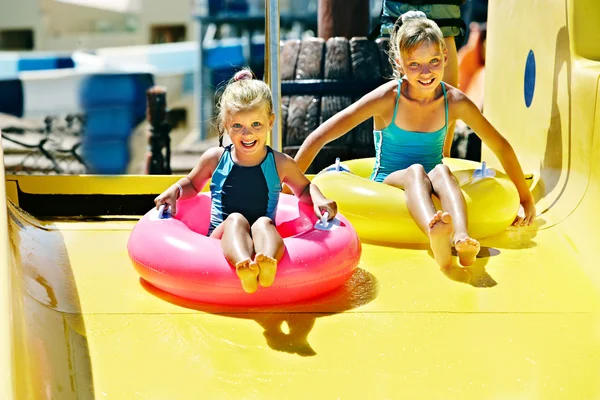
[
  {"x1": 265, "y1": 0, "x2": 282, "y2": 151},
  {"x1": 1, "y1": 115, "x2": 87, "y2": 175}
]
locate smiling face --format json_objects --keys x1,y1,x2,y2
[
  {"x1": 400, "y1": 40, "x2": 447, "y2": 94},
  {"x1": 225, "y1": 105, "x2": 274, "y2": 159}
]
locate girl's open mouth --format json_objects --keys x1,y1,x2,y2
[
  {"x1": 419, "y1": 78, "x2": 435, "y2": 86},
  {"x1": 241, "y1": 140, "x2": 257, "y2": 148}
]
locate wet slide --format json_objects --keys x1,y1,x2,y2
[{"x1": 3, "y1": 0, "x2": 600, "y2": 398}]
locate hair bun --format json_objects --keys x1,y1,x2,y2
[
  {"x1": 234, "y1": 70, "x2": 253, "y2": 81},
  {"x1": 401, "y1": 10, "x2": 427, "y2": 23}
]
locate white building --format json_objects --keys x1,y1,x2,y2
[{"x1": 0, "y1": 0, "x2": 196, "y2": 51}]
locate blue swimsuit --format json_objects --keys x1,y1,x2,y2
[
  {"x1": 209, "y1": 145, "x2": 281, "y2": 234},
  {"x1": 370, "y1": 79, "x2": 449, "y2": 183}
]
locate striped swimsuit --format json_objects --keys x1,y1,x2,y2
[{"x1": 371, "y1": 79, "x2": 448, "y2": 183}]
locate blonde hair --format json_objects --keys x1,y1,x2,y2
[
  {"x1": 216, "y1": 69, "x2": 273, "y2": 146},
  {"x1": 389, "y1": 11, "x2": 446, "y2": 79}
]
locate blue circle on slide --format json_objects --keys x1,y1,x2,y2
[{"x1": 524, "y1": 50, "x2": 536, "y2": 108}]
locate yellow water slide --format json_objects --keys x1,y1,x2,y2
[{"x1": 3, "y1": 0, "x2": 600, "y2": 398}]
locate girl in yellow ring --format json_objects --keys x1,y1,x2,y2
[{"x1": 294, "y1": 11, "x2": 536, "y2": 269}]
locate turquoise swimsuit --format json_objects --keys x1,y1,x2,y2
[{"x1": 370, "y1": 79, "x2": 449, "y2": 183}]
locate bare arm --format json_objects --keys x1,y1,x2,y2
[
  {"x1": 294, "y1": 82, "x2": 395, "y2": 173},
  {"x1": 154, "y1": 147, "x2": 222, "y2": 215},
  {"x1": 185, "y1": 147, "x2": 223, "y2": 195},
  {"x1": 442, "y1": 85, "x2": 457, "y2": 158},
  {"x1": 276, "y1": 152, "x2": 337, "y2": 220},
  {"x1": 458, "y1": 95, "x2": 536, "y2": 224}
]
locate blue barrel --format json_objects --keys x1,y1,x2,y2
[{"x1": 80, "y1": 73, "x2": 154, "y2": 174}]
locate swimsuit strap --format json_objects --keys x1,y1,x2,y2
[
  {"x1": 441, "y1": 82, "x2": 448, "y2": 129},
  {"x1": 391, "y1": 79, "x2": 402, "y2": 124}
]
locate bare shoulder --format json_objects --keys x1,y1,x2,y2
[
  {"x1": 374, "y1": 79, "x2": 400, "y2": 102},
  {"x1": 193, "y1": 146, "x2": 225, "y2": 173},
  {"x1": 271, "y1": 149, "x2": 303, "y2": 182},
  {"x1": 188, "y1": 146, "x2": 225, "y2": 182},
  {"x1": 272, "y1": 149, "x2": 295, "y2": 169},
  {"x1": 201, "y1": 146, "x2": 225, "y2": 164},
  {"x1": 353, "y1": 79, "x2": 398, "y2": 106},
  {"x1": 443, "y1": 83, "x2": 476, "y2": 113},
  {"x1": 358, "y1": 79, "x2": 400, "y2": 119},
  {"x1": 443, "y1": 83, "x2": 467, "y2": 102}
]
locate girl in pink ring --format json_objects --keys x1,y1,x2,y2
[{"x1": 154, "y1": 69, "x2": 337, "y2": 294}]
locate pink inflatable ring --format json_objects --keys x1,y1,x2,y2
[{"x1": 128, "y1": 193, "x2": 362, "y2": 306}]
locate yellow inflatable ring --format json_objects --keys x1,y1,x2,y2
[{"x1": 311, "y1": 157, "x2": 520, "y2": 244}]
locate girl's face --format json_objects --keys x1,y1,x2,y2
[
  {"x1": 226, "y1": 105, "x2": 274, "y2": 157},
  {"x1": 399, "y1": 41, "x2": 447, "y2": 93}
]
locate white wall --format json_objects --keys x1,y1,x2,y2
[
  {"x1": 41, "y1": 32, "x2": 142, "y2": 51},
  {"x1": 0, "y1": 0, "x2": 40, "y2": 29},
  {"x1": 142, "y1": 0, "x2": 194, "y2": 26},
  {"x1": 40, "y1": 0, "x2": 131, "y2": 35},
  {"x1": 139, "y1": 0, "x2": 195, "y2": 42},
  {"x1": 0, "y1": 0, "x2": 196, "y2": 51},
  {"x1": 0, "y1": 0, "x2": 40, "y2": 49},
  {"x1": 0, "y1": 0, "x2": 203, "y2": 51}
]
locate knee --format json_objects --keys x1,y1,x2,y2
[
  {"x1": 433, "y1": 164, "x2": 451, "y2": 175},
  {"x1": 227, "y1": 213, "x2": 250, "y2": 229},
  {"x1": 251, "y1": 216, "x2": 274, "y2": 233},
  {"x1": 429, "y1": 164, "x2": 452, "y2": 183},
  {"x1": 407, "y1": 164, "x2": 427, "y2": 179},
  {"x1": 401, "y1": 164, "x2": 431, "y2": 188}
]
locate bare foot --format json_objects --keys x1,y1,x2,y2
[
  {"x1": 429, "y1": 211, "x2": 453, "y2": 268},
  {"x1": 256, "y1": 253, "x2": 278, "y2": 287},
  {"x1": 235, "y1": 259, "x2": 259, "y2": 294},
  {"x1": 454, "y1": 236, "x2": 480, "y2": 267}
]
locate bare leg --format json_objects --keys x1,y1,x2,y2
[
  {"x1": 251, "y1": 217, "x2": 284, "y2": 287},
  {"x1": 428, "y1": 164, "x2": 480, "y2": 266},
  {"x1": 384, "y1": 164, "x2": 453, "y2": 268},
  {"x1": 214, "y1": 213, "x2": 259, "y2": 293},
  {"x1": 442, "y1": 36, "x2": 459, "y2": 158}
]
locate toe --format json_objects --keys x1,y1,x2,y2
[
  {"x1": 441, "y1": 213, "x2": 452, "y2": 224},
  {"x1": 249, "y1": 261, "x2": 259, "y2": 271},
  {"x1": 235, "y1": 258, "x2": 251, "y2": 269}
]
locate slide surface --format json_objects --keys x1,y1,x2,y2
[{"x1": 3, "y1": 0, "x2": 600, "y2": 398}]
